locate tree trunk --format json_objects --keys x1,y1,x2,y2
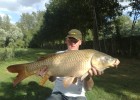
[
  {"x1": 129, "y1": 4, "x2": 139, "y2": 56},
  {"x1": 92, "y1": 0, "x2": 99, "y2": 50}
]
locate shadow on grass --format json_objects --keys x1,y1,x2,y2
[
  {"x1": 93, "y1": 58, "x2": 140, "y2": 99},
  {"x1": 0, "y1": 81, "x2": 52, "y2": 100}
]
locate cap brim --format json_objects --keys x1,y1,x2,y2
[{"x1": 66, "y1": 35, "x2": 80, "y2": 40}]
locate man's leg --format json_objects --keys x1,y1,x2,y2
[
  {"x1": 46, "y1": 92, "x2": 68, "y2": 100},
  {"x1": 68, "y1": 96, "x2": 87, "y2": 100},
  {"x1": 46, "y1": 93, "x2": 63, "y2": 100}
]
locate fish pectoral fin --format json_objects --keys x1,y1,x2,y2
[
  {"x1": 49, "y1": 76, "x2": 56, "y2": 82},
  {"x1": 72, "y1": 77, "x2": 78, "y2": 84},
  {"x1": 63, "y1": 77, "x2": 75, "y2": 88},
  {"x1": 39, "y1": 74, "x2": 50, "y2": 86}
]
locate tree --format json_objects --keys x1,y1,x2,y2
[
  {"x1": 125, "y1": 0, "x2": 140, "y2": 56},
  {"x1": 2, "y1": 15, "x2": 11, "y2": 30},
  {"x1": 115, "y1": 15, "x2": 132, "y2": 37},
  {"x1": 34, "y1": 0, "x2": 122, "y2": 49},
  {"x1": 16, "y1": 11, "x2": 45, "y2": 47},
  {"x1": 0, "y1": 16, "x2": 2, "y2": 28},
  {"x1": 135, "y1": 19, "x2": 140, "y2": 35},
  {"x1": 0, "y1": 15, "x2": 24, "y2": 48},
  {"x1": 7, "y1": 25, "x2": 24, "y2": 47},
  {"x1": 0, "y1": 29, "x2": 7, "y2": 47}
]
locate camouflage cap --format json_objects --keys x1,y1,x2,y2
[{"x1": 66, "y1": 29, "x2": 82, "y2": 40}]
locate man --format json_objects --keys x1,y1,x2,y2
[{"x1": 38, "y1": 29, "x2": 100, "y2": 100}]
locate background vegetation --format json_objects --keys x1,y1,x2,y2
[{"x1": 0, "y1": 0, "x2": 140, "y2": 58}]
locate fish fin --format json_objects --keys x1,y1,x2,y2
[
  {"x1": 7, "y1": 64, "x2": 33, "y2": 86},
  {"x1": 84, "y1": 76, "x2": 94, "y2": 91},
  {"x1": 39, "y1": 74, "x2": 50, "y2": 86},
  {"x1": 37, "y1": 53, "x2": 57, "y2": 61},
  {"x1": 49, "y1": 76, "x2": 56, "y2": 82},
  {"x1": 63, "y1": 77, "x2": 75, "y2": 88},
  {"x1": 81, "y1": 72, "x2": 89, "y2": 80},
  {"x1": 72, "y1": 78, "x2": 78, "y2": 84},
  {"x1": 37, "y1": 56, "x2": 46, "y2": 61}
]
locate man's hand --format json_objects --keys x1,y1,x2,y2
[{"x1": 88, "y1": 67, "x2": 102, "y2": 76}]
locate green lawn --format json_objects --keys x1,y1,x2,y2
[
  {"x1": 86, "y1": 58, "x2": 140, "y2": 100},
  {"x1": 0, "y1": 48, "x2": 140, "y2": 100}
]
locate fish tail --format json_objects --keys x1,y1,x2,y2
[{"x1": 7, "y1": 64, "x2": 33, "y2": 86}]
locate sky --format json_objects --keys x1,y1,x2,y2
[
  {"x1": 119, "y1": 1, "x2": 132, "y2": 15},
  {"x1": 0, "y1": 0, "x2": 50, "y2": 24},
  {"x1": 0, "y1": 0, "x2": 136, "y2": 24}
]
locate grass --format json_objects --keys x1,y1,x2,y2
[
  {"x1": 0, "y1": 48, "x2": 55, "y2": 100},
  {"x1": 86, "y1": 58, "x2": 140, "y2": 100},
  {"x1": 0, "y1": 48, "x2": 140, "y2": 100}
]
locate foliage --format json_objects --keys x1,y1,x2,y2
[
  {"x1": 0, "y1": 15, "x2": 11, "y2": 30},
  {"x1": 0, "y1": 29, "x2": 7, "y2": 47},
  {"x1": 115, "y1": 15, "x2": 132, "y2": 37},
  {"x1": 0, "y1": 1, "x2": 139, "y2": 56},
  {"x1": 84, "y1": 29, "x2": 93, "y2": 41},
  {"x1": 16, "y1": 11, "x2": 45, "y2": 48},
  {"x1": 128, "y1": 0, "x2": 140, "y2": 18},
  {"x1": 134, "y1": 19, "x2": 140, "y2": 35},
  {"x1": 0, "y1": 15, "x2": 24, "y2": 48},
  {"x1": 0, "y1": 48, "x2": 15, "y2": 60},
  {"x1": 32, "y1": 0, "x2": 122, "y2": 47}
]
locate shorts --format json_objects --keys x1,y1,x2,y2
[{"x1": 46, "y1": 91, "x2": 87, "y2": 100}]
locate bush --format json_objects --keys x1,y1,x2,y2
[{"x1": 0, "y1": 48, "x2": 15, "y2": 60}]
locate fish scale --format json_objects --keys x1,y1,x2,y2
[{"x1": 46, "y1": 50, "x2": 92, "y2": 76}]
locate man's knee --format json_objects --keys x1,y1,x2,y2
[{"x1": 46, "y1": 93, "x2": 63, "y2": 100}]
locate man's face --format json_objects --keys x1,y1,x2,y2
[{"x1": 65, "y1": 37, "x2": 82, "y2": 50}]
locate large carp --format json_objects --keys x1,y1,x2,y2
[{"x1": 7, "y1": 49, "x2": 120, "y2": 87}]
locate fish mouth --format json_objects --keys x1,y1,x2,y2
[{"x1": 113, "y1": 59, "x2": 120, "y2": 68}]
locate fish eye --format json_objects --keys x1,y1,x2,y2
[{"x1": 103, "y1": 56, "x2": 112, "y2": 62}]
